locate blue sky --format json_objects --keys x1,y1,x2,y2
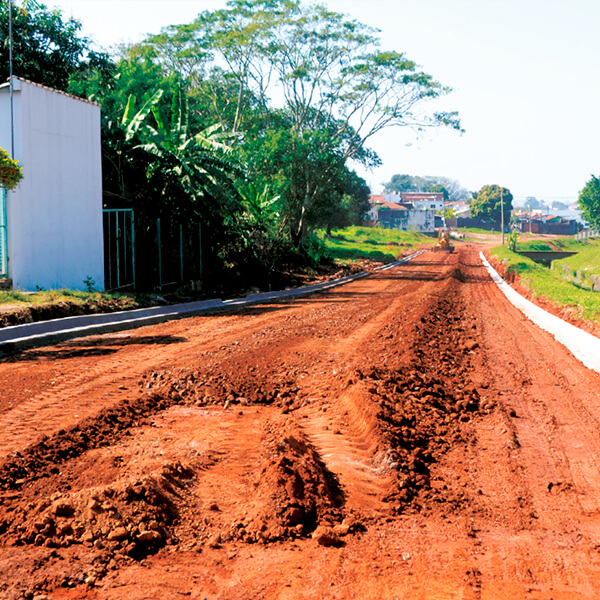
[{"x1": 49, "y1": 0, "x2": 600, "y2": 204}]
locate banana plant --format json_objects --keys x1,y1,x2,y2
[
  {"x1": 120, "y1": 84, "x2": 243, "y2": 220},
  {"x1": 239, "y1": 182, "x2": 280, "y2": 230}
]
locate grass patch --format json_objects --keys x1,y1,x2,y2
[
  {"x1": 317, "y1": 226, "x2": 431, "y2": 263},
  {"x1": 458, "y1": 227, "x2": 501, "y2": 235},
  {"x1": 491, "y1": 242, "x2": 600, "y2": 323},
  {"x1": 553, "y1": 239, "x2": 600, "y2": 273},
  {"x1": 0, "y1": 289, "x2": 139, "y2": 308},
  {"x1": 514, "y1": 240, "x2": 555, "y2": 252},
  {"x1": 550, "y1": 238, "x2": 600, "y2": 289}
]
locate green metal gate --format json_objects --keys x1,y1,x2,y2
[
  {"x1": 0, "y1": 188, "x2": 7, "y2": 278},
  {"x1": 103, "y1": 208, "x2": 135, "y2": 290}
]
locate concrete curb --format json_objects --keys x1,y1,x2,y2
[
  {"x1": 480, "y1": 252, "x2": 600, "y2": 375},
  {"x1": 0, "y1": 249, "x2": 425, "y2": 352}
]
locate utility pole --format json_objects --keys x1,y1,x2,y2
[
  {"x1": 500, "y1": 187, "x2": 505, "y2": 245},
  {"x1": 8, "y1": 0, "x2": 15, "y2": 158}
]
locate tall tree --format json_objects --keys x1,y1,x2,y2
[
  {"x1": 135, "y1": 0, "x2": 461, "y2": 245},
  {"x1": 0, "y1": 0, "x2": 102, "y2": 91},
  {"x1": 139, "y1": 0, "x2": 285, "y2": 132},
  {"x1": 383, "y1": 174, "x2": 423, "y2": 193},
  {"x1": 524, "y1": 196, "x2": 542, "y2": 210},
  {"x1": 428, "y1": 184, "x2": 449, "y2": 201},
  {"x1": 471, "y1": 184, "x2": 513, "y2": 225},
  {"x1": 578, "y1": 175, "x2": 600, "y2": 230}
]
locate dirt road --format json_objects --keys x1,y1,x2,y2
[{"x1": 1, "y1": 244, "x2": 600, "y2": 600}]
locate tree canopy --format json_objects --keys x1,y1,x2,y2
[
  {"x1": 578, "y1": 175, "x2": 600, "y2": 230},
  {"x1": 131, "y1": 0, "x2": 461, "y2": 244},
  {"x1": 0, "y1": 0, "x2": 106, "y2": 91},
  {"x1": 383, "y1": 174, "x2": 470, "y2": 202},
  {"x1": 427, "y1": 184, "x2": 449, "y2": 201},
  {"x1": 471, "y1": 184, "x2": 513, "y2": 225},
  {"x1": 524, "y1": 196, "x2": 542, "y2": 210}
]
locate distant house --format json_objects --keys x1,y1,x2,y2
[
  {"x1": 0, "y1": 77, "x2": 104, "y2": 291},
  {"x1": 367, "y1": 195, "x2": 436, "y2": 233},
  {"x1": 516, "y1": 214, "x2": 579, "y2": 235},
  {"x1": 399, "y1": 192, "x2": 444, "y2": 212},
  {"x1": 371, "y1": 192, "x2": 444, "y2": 212}
]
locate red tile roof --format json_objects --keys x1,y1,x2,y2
[{"x1": 374, "y1": 200, "x2": 408, "y2": 211}]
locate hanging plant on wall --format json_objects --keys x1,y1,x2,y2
[{"x1": 0, "y1": 147, "x2": 23, "y2": 190}]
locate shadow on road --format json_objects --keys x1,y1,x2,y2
[{"x1": 2, "y1": 334, "x2": 188, "y2": 363}]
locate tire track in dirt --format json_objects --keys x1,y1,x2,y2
[
  {"x1": 293, "y1": 270, "x2": 441, "y2": 515},
  {"x1": 298, "y1": 392, "x2": 395, "y2": 514},
  {"x1": 0, "y1": 291, "x2": 396, "y2": 462}
]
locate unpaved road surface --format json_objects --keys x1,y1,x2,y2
[{"x1": 1, "y1": 244, "x2": 600, "y2": 600}]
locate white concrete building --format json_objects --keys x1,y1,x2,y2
[
  {"x1": 399, "y1": 192, "x2": 444, "y2": 212},
  {"x1": 0, "y1": 77, "x2": 104, "y2": 290}
]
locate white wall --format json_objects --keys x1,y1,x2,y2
[
  {"x1": 406, "y1": 209, "x2": 436, "y2": 232},
  {"x1": 0, "y1": 78, "x2": 104, "y2": 290},
  {"x1": 377, "y1": 207, "x2": 436, "y2": 233},
  {"x1": 412, "y1": 199, "x2": 444, "y2": 212}
]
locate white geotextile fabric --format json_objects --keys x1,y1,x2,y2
[{"x1": 480, "y1": 252, "x2": 600, "y2": 376}]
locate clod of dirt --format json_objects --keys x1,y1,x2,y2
[
  {"x1": 140, "y1": 364, "x2": 303, "y2": 412},
  {"x1": 1, "y1": 461, "x2": 195, "y2": 562},
  {"x1": 241, "y1": 416, "x2": 347, "y2": 543},
  {"x1": 311, "y1": 525, "x2": 342, "y2": 547}
]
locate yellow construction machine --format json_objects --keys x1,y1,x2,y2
[{"x1": 433, "y1": 228, "x2": 454, "y2": 252}]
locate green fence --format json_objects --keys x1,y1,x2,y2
[
  {"x1": 103, "y1": 208, "x2": 135, "y2": 290},
  {"x1": 0, "y1": 188, "x2": 7, "y2": 278}
]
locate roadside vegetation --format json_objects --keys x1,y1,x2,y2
[
  {"x1": 491, "y1": 237, "x2": 600, "y2": 323},
  {"x1": 0, "y1": 0, "x2": 461, "y2": 294},
  {"x1": 318, "y1": 226, "x2": 431, "y2": 263},
  {"x1": 0, "y1": 289, "x2": 130, "y2": 306},
  {"x1": 555, "y1": 239, "x2": 600, "y2": 270}
]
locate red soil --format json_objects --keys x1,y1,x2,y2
[{"x1": 1, "y1": 244, "x2": 600, "y2": 599}]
